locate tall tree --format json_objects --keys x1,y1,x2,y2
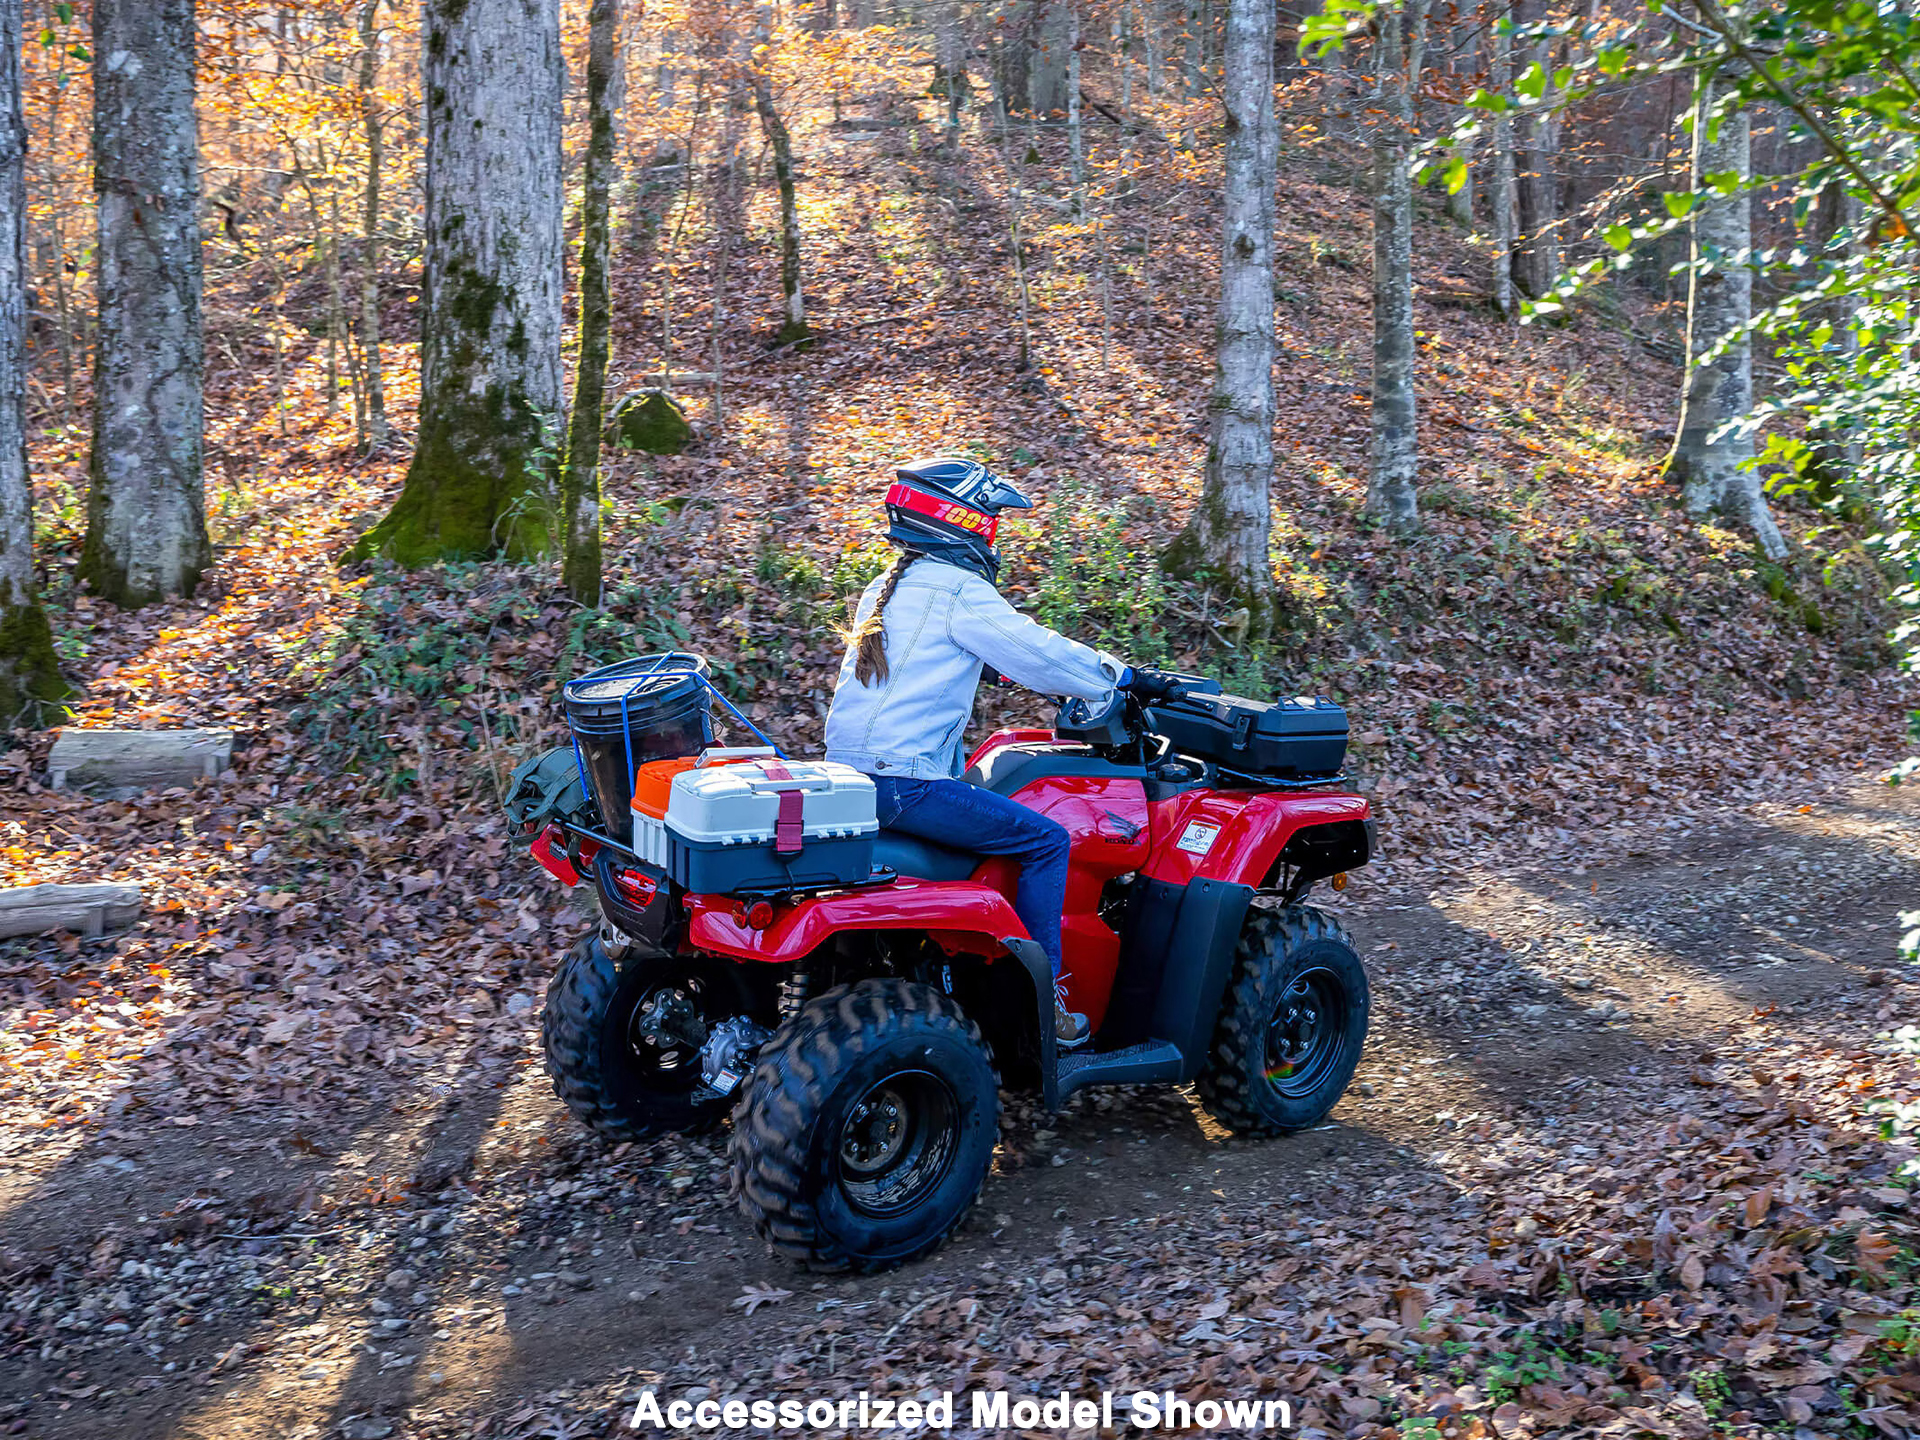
[
  {"x1": 80, "y1": 0, "x2": 211, "y2": 607},
  {"x1": 1512, "y1": 7, "x2": 1560, "y2": 301},
  {"x1": 561, "y1": 0, "x2": 618, "y2": 606},
  {"x1": 1488, "y1": 3, "x2": 1517, "y2": 317},
  {"x1": 1, "y1": 0, "x2": 65, "y2": 717},
  {"x1": 1028, "y1": 2, "x2": 1075, "y2": 115},
  {"x1": 1670, "y1": 82, "x2": 1786, "y2": 558},
  {"x1": 351, "y1": 0, "x2": 563, "y2": 565},
  {"x1": 357, "y1": 0, "x2": 389, "y2": 450},
  {"x1": 1162, "y1": 0, "x2": 1276, "y2": 626},
  {"x1": 751, "y1": 71, "x2": 808, "y2": 346},
  {"x1": 1368, "y1": 0, "x2": 1427, "y2": 530}
]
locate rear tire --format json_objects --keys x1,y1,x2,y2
[
  {"x1": 1197, "y1": 904, "x2": 1369, "y2": 1136},
  {"x1": 730, "y1": 979, "x2": 999, "y2": 1272},
  {"x1": 541, "y1": 935, "x2": 749, "y2": 1140}
]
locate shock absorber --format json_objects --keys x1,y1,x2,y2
[{"x1": 777, "y1": 966, "x2": 811, "y2": 1019}]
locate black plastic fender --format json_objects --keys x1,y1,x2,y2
[{"x1": 997, "y1": 935, "x2": 1059, "y2": 1109}]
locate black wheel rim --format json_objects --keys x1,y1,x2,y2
[
  {"x1": 833, "y1": 1070, "x2": 960, "y2": 1219},
  {"x1": 1262, "y1": 967, "x2": 1347, "y2": 1097},
  {"x1": 620, "y1": 972, "x2": 713, "y2": 1093}
]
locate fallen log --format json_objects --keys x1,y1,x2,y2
[
  {"x1": 0, "y1": 882, "x2": 144, "y2": 939},
  {"x1": 47, "y1": 728, "x2": 234, "y2": 791}
]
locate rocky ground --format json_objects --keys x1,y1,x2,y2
[{"x1": 2, "y1": 769, "x2": 1915, "y2": 1440}]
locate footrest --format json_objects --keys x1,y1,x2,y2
[{"x1": 1056, "y1": 1039, "x2": 1185, "y2": 1101}]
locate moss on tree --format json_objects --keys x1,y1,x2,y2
[
  {"x1": 349, "y1": 260, "x2": 556, "y2": 566},
  {"x1": 608, "y1": 390, "x2": 692, "y2": 455},
  {"x1": 0, "y1": 600, "x2": 68, "y2": 722}
]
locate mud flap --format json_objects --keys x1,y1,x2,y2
[{"x1": 998, "y1": 935, "x2": 1059, "y2": 1110}]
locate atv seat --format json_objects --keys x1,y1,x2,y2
[{"x1": 873, "y1": 830, "x2": 980, "y2": 882}]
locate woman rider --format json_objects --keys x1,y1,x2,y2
[{"x1": 824, "y1": 456, "x2": 1158, "y2": 1048}]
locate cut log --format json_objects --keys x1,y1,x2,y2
[
  {"x1": 47, "y1": 728, "x2": 235, "y2": 791},
  {"x1": 0, "y1": 882, "x2": 144, "y2": 939}
]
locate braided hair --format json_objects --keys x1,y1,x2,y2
[{"x1": 849, "y1": 552, "x2": 914, "y2": 686}]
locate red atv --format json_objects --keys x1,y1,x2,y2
[{"x1": 509, "y1": 662, "x2": 1373, "y2": 1272}]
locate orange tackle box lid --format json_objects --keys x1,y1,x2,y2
[{"x1": 632, "y1": 747, "x2": 775, "y2": 820}]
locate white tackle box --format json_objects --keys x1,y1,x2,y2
[{"x1": 663, "y1": 757, "x2": 878, "y2": 893}]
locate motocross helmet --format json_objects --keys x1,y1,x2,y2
[{"x1": 885, "y1": 456, "x2": 1034, "y2": 582}]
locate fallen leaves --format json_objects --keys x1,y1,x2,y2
[{"x1": 731, "y1": 1283, "x2": 792, "y2": 1316}]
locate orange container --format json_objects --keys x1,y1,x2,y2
[
  {"x1": 632, "y1": 749, "x2": 772, "y2": 820},
  {"x1": 633, "y1": 757, "x2": 699, "y2": 820}
]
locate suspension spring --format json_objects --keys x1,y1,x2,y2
[{"x1": 777, "y1": 967, "x2": 812, "y2": 1019}]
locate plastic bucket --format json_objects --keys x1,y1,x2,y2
[{"x1": 562, "y1": 653, "x2": 715, "y2": 842}]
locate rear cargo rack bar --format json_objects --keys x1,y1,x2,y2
[{"x1": 1214, "y1": 768, "x2": 1349, "y2": 790}]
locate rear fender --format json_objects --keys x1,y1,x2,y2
[
  {"x1": 684, "y1": 881, "x2": 1027, "y2": 963},
  {"x1": 685, "y1": 884, "x2": 1054, "y2": 1098}
]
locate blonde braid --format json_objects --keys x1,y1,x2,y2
[{"x1": 849, "y1": 552, "x2": 913, "y2": 686}]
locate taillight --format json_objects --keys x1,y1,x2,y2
[
  {"x1": 614, "y1": 868, "x2": 658, "y2": 909},
  {"x1": 742, "y1": 899, "x2": 776, "y2": 931}
]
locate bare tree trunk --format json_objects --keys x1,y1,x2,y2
[
  {"x1": 80, "y1": 0, "x2": 211, "y2": 607},
  {"x1": 1029, "y1": 2, "x2": 1074, "y2": 115},
  {"x1": 938, "y1": 0, "x2": 966, "y2": 157},
  {"x1": 1368, "y1": 0, "x2": 1423, "y2": 531},
  {"x1": 1182, "y1": 0, "x2": 1203, "y2": 97},
  {"x1": 1512, "y1": 19, "x2": 1560, "y2": 300},
  {"x1": 1000, "y1": 95, "x2": 1035, "y2": 370},
  {"x1": 561, "y1": 0, "x2": 617, "y2": 606},
  {"x1": 1488, "y1": 5, "x2": 1517, "y2": 318},
  {"x1": 751, "y1": 74, "x2": 808, "y2": 345},
  {"x1": 1671, "y1": 87, "x2": 1784, "y2": 558},
  {"x1": 1066, "y1": 9, "x2": 1083, "y2": 209},
  {"x1": 319, "y1": 185, "x2": 346, "y2": 419},
  {"x1": 0, "y1": 0, "x2": 65, "y2": 717},
  {"x1": 1445, "y1": 130, "x2": 1475, "y2": 226},
  {"x1": 352, "y1": 0, "x2": 563, "y2": 565},
  {"x1": 357, "y1": 0, "x2": 388, "y2": 449},
  {"x1": 1162, "y1": 0, "x2": 1275, "y2": 626}
]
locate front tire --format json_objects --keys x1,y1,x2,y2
[
  {"x1": 730, "y1": 979, "x2": 999, "y2": 1272},
  {"x1": 541, "y1": 935, "x2": 751, "y2": 1140},
  {"x1": 1197, "y1": 904, "x2": 1369, "y2": 1135}
]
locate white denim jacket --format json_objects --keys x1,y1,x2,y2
[{"x1": 823, "y1": 557, "x2": 1124, "y2": 779}]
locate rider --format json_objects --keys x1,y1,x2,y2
[{"x1": 825, "y1": 456, "x2": 1149, "y2": 1049}]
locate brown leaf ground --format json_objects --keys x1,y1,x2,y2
[{"x1": 3, "y1": 81, "x2": 1918, "y2": 1440}]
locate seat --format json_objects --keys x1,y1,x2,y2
[{"x1": 873, "y1": 830, "x2": 981, "y2": 882}]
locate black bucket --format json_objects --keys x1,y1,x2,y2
[{"x1": 562, "y1": 653, "x2": 715, "y2": 842}]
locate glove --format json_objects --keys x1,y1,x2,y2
[{"x1": 1121, "y1": 667, "x2": 1186, "y2": 703}]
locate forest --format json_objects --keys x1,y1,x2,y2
[{"x1": 2, "y1": 0, "x2": 1919, "y2": 1437}]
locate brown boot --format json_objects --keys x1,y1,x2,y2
[{"x1": 1054, "y1": 997, "x2": 1091, "y2": 1049}]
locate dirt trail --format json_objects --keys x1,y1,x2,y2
[{"x1": 3, "y1": 773, "x2": 1916, "y2": 1440}]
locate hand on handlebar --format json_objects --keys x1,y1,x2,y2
[{"x1": 1120, "y1": 667, "x2": 1187, "y2": 704}]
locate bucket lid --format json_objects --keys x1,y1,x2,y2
[{"x1": 563, "y1": 653, "x2": 711, "y2": 722}]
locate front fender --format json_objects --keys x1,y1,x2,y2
[
  {"x1": 685, "y1": 880, "x2": 1029, "y2": 963},
  {"x1": 1144, "y1": 790, "x2": 1371, "y2": 888}
]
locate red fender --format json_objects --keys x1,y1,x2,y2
[
  {"x1": 1143, "y1": 790, "x2": 1370, "y2": 888},
  {"x1": 685, "y1": 880, "x2": 1029, "y2": 963}
]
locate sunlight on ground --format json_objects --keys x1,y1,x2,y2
[
  {"x1": 1434, "y1": 874, "x2": 1767, "y2": 1043},
  {"x1": 157, "y1": 1071, "x2": 523, "y2": 1440}
]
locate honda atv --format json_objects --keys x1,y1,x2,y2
[{"x1": 505, "y1": 654, "x2": 1374, "y2": 1272}]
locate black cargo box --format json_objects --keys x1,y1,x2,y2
[{"x1": 1144, "y1": 692, "x2": 1348, "y2": 779}]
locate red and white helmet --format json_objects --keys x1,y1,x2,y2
[{"x1": 884, "y1": 456, "x2": 1034, "y2": 579}]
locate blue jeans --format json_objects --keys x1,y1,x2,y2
[{"x1": 872, "y1": 776, "x2": 1072, "y2": 984}]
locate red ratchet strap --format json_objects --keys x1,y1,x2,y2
[
  {"x1": 759, "y1": 761, "x2": 806, "y2": 856},
  {"x1": 885, "y1": 482, "x2": 999, "y2": 543}
]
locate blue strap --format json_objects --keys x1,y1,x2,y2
[
  {"x1": 573, "y1": 657, "x2": 787, "y2": 817},
  {"x1": 692, "y1": 673, "x2": 787, "y2": 758}
]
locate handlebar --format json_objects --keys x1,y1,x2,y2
[{"x1": 1120, "y1": 667, "x2": 1192, "y2": 705}]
